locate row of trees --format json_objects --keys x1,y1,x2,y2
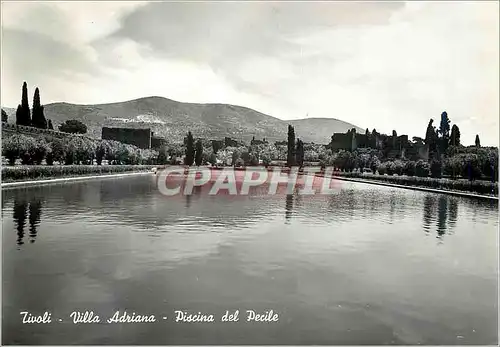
[
  {"x1": 2, "y1": 134, "x2": 159, "y2": 166},
  {"x1": 13, "y1": 82, "x2": 53, "y2": 130},
  {"x1": 317, "y1": 146, "x2": 498, "y2": 181},
  {"x1": 5, "y1": 81, "x2": 89, "y2": 134},
  {"x1": 424, "y1": 111, "x2": 483, "y2": 158}
]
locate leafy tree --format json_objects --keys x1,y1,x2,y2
[
  {"x1": 184, "y1": 132, "x2": 195, "y2": 166},
  {"x1": 46, "y1": 139, "x2": 64, "y2": 165},
  {"x1": 31, "y1": 87, "x2": 47, "y2": 129},
  {"x1": 29, "y1": 139, "x2": 50, "y2": 165},
  {"x1": 95, "y1": 141, "x2": 107, "y2": 165},
  {"x1": 1, "y1": 109, "x2": 8, "y2": 123},
  {"x1": 403, "y1": 161, "x2": 416, "y2": 176},
  {"x1": 392, "y1": 160, "x2": 404, "y2": 175},
  {"x1": 462, "y1": 153, "x2": 482, "y2": 181},
  {"x1": 475, "y1": 134, "x2": 481, "y2": 148},
  {"x1": 430, "y1": 160, "x2": 442, "y2": 178},
  {"x1": 195, "y1": 139, "x2": 203, "y2": 166},
  {"x1": 443, "y1": 156, "x2": 462, "y2": 179},
  {"x1": 58, "y1": 119, "x2": 87, "y2": 134},
  {"x1": 449, "y1": 124, "x2": 460, "y2": 147},
  {"x1": 415, "y1": 160, "x2": 430, "y2": 177},
  {"x1": 287, "y1": 124, "x2": 296, "y2": 167},
  {"x1": 2, "y1": 134, "x2": 25, "y2": 164}
]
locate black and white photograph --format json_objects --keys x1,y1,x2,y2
[{"x1": 1, "y1": 0, "x2": 499, "y2": 345}]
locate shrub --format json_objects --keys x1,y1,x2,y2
[
  {"x1": 378, "y1": 162, "x2": 387, "y2": 175},
  {"x1": 403, "y1": 161, "x2": 416, "y2": 176},
  {"x1": 334, "y1": 171, "x2": 497, "y2": 196},
  {"x1": 2, "y1": 165, "x2": 157, "y2": 182},
  {"x1": 392, "y1": 160, "x2": 404, "y2": 176},
  {"x1": 415, "y1": 160, "x2": 430, "y2": 177}
]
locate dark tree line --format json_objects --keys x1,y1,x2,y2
[{"x1": 425, "y1": 111, "x2": 465, "y2": 159}]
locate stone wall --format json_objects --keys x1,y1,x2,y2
[{"x1": 1, "y1": 122, "x2": 94, "y2": 141}]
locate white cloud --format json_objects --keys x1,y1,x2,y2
[{"x1": 1, "y1": 1, "x2": 498, "y2": 145}]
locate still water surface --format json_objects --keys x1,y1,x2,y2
[{"x1": 2, "y1": 175, "x2": 498, "y2": 345}]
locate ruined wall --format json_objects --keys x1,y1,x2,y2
[{"x1": 102, "y1": 127, "x2": 152, "y2": 149}]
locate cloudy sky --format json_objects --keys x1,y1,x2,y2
[{"x1": 1, "y1": 1, "x2": 498, "y2": 145}]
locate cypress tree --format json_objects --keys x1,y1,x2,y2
[
  {"x1": 21, "y1": 82, "x2": 31, "y2": 126},
  {"x1": 449, "y1": 124, "x2": 460, "y2": 147},
  {"x1": 185, "y1": 131, "x2": 195, "y2": 166},
  {"x1": 15, "y1": 105, "x2": 23, "y2": 125},
  {"x1": 475, "y1": 134, "x2": 481, "y2": 148},
  {"x1": 32, "y1": 88, "x2": 47, "y2": 129},
  {"x1": 48, "y1": 119, "x2": 54, "y2": 130},
  {"x1": 295, "y1": 139, "x2": 304, "y2": 167},
  {"x1": 287, "y1": 125, "x2": 295, "y2": 167}
]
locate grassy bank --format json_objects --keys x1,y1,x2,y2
[
  {"x1": 331, "y1": 171, "x2": 498, "y2": 196},
  {"x1": 1, "y1": 165, "x2": 158, "y2": 183}
]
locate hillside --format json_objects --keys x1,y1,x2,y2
[
  {"x1": 2, "y1": 97, "x2": 362, "y2": 144},
  {"x1": 289, "y1": 118, "x2": 364, "y2": 142}
]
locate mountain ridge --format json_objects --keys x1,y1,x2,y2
[{"x1": 2, "y1": 96, "x2": 363, "y2": 144}]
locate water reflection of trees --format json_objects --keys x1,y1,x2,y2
[
  {"x1": 28, "y1": 198, "x2": 42, "y2": 243},
  {"x1": 13, "y1": 199, "x2": 28, "y2": 246},
  {"x1": 285, "y1": 194, "x2": 294, "y2": 223},
  {"x1": 12, "y1": 195, "x2": 43, "y2": 246},
  {"x1": 422, "y1": 195, "x2": 461, "y2": 239}
]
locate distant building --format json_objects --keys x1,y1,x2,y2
[
  {"x1": 330, "y1": 129, "x2": 357, "y2": 151},
  {"x1": 102, "y1": 127, "x2": 152, "y2": 149},
  {"x1": 329, "y1": 129, "x2": 412, "y2": 158}
]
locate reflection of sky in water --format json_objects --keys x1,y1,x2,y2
[{"x1": 1, "y1": 176, "x2": 498, "y2": 345}]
